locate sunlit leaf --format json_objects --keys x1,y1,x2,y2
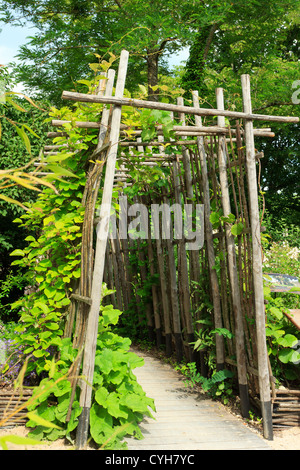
[{"x1": 27, "y1": 411, "x2": 62, "y2": 429}]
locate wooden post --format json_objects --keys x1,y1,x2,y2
[
  {"x1": 172, "y1": 157, "x2": 194, "y2": 361},
  {"x1": 216, "y1": 88, "x2": 250, "y2": 418},
  {"x1": 145, "y1": 219, "x2": 162, "y2": 348},
  {"x1": 241, "y1": 75, "x2": 273, "y2": 440},
  {"x1": 161, "y1": 188, "x2": 183, "y2": 363},
  {"x1": 177, "y1": 97, "x2": 202, "y2": 330},
  {"x1": 192, "y1": 91, "x2": 225, "y2": 371},
  {"x1": 75, "y1": 50, "x2": 129, "y2": 449},
  {"x1": 154, "y1": 208, "x2": 173, "y2": 356}
]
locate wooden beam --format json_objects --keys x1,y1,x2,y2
[
  {"x1": 51, "y1": 119, "x2": 274, "y2": 137},
  {"x1": 192, "y1": 90, "x2": 225, "y2": 371},
  {"x1": 62, "y1": 90, "x2": 299, "y2": 123},
  {"x1": 216, "y1": 87, "x2": 250, "y2": 418},
  {"x1": 241, "y1": 74, "x2": 273, "y2": 441}
]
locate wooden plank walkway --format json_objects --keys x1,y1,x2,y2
[{"x1": 125, "y1": 350, "x2": 272, "y2": 450}]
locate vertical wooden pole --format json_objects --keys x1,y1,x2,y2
[
  {"x1": 172, "y1": 158, "x2": 195, "y2": 362},
  {"x1": 162, "y1": 187, "x2": 183, "y2": 363},
  {"x1": 75, "y1": 50, "x2": 129, "y2": 449},
  {"x1": 145, "y1": 218, "x2": 162, "y2": 348},
  {"x1": 192, "y1": 91, "x2": 225, "y2": 371},
  {"x1": 72, "y1": 69, "x2": 115, "y2": 350},
  {"x1": 177, "y1": 98, "x2": 202, "y2": 350},
  {"x1": 241, "y1": 74, "x2": 273, "y2": 440},
  {"x1": 216, "y1": 88, "x2": 250, "y2": 418}
]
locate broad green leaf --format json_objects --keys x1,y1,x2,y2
[
  {"x1": 10, "y1": 249, "x2": 25, "y2": 256},
  {"x1": 278, "y1": 348, "x2": 295, "y2": 363},
  {"x1": 269, "y1": 306, "x2": 283, "y2": 320},
  {"x1": 95, "y1": 387, "x2": 109, "y2": 405},
  {"x1": 47, "y1": 164, "x2": 78, "y2": 178},
  {"x1": 277, "y1": 334, "x2": 298, "y2": 348},
  {"x1": 44, "y1": 287, "x2": 56, "y2": 298},
  {"x1": 25, "y1": 235, "x2": 36, "y2": 242},
  {"x1": 231, "y1": 222, "x2": 244, "y2": 236},
  {"x1": 45, "y1": 322, "x2": 59, "y2": 330},
  {"x1": 209, "y1": 212, "x2": 220, "y2": 226},
  {"x1": 33, "y1": 349, "x2": 44, "y2": 358}
]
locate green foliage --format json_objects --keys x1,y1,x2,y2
[
  {"x1": 0, "y1": 74, "x2": 54, "y2": 323},
  {"x1": 178, "y1": 361, "x2": 234, "y2": 405},
  {"x1": 139, "y1": 109, "x2": 176, "y2": 141},
  {"x1": 264, "y1": 286, "x2": 300, "y2": 383},
  {"x1": 0, "y1": 270, "x2": 29, "y2": 321},
  {"x1": 0, "y1": 0, "x2": 200, "y2": 103},
  {"x1": 1, "y1": 76, "x2": 160, "y2": 448},
  {"x1": 262, "y1": 235, "x2": 300, "y2": 384},
  {"x1": 263, "y1": 241, "x2": 300, "y2": 278},
  {"x1": 9, "y1": 168, "x2": 85, "y2": 373},
  {"x1": 25, "y1": 304, "x2": 155, "y2": 448}
]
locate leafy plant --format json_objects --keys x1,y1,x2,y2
[
  {"x1": 179, "y1": 361, "x2": 234, "y2": 404},
  {"x1": 139, "y1": 108, "x2": 176, "y2": 141},
  {"x1": 0, "y1": 70, "x2": 163, "y2": 448},
  {"x1": 264, "y1": 286, "x2": 300, "y2": 383},
  {"x1": 24, "y1": 301, "x2": 155, "y2": 448}
]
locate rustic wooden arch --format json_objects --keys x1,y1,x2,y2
[{"x1": 45, "y1": 50, "x2": 299, "y2": 448}]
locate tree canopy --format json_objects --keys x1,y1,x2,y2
[
  {"x1": 3, "y1": 0, "x2": 290, "y2": 102},
  {"x1": 0, "y1": 0, "x2": 299, "y2": 238}
]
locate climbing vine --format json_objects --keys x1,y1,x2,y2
[{"x1": 4, "y1": 60, "x2": 171, "y2": 447}]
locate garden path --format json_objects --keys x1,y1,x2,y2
[{"x1": 125, "y1": 349, "x2": 272, "y2": 450}]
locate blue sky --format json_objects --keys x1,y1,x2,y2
[
  {"x1": 0, "y1": 22, "x2": 188, "y2": 67},
  {"x1": 0, "y1": 23, "x2": 38, "y2": 66},
  {"x1": 0, "y1": 22, "x2": 188, "y2": 95}
]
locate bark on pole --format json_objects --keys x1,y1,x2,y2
[
  {"x1": 75, "y1": 50, "x2": 129, "y2": 449},
  {"x1": 241, "y1": 74, "x2": 273, "y2": 440},
  {"x1": 192, "y1": 91, "x2": 225, "y2": 371},
  {"x1": 61, "y1": 90, "x2": 299, "y2": 123},
  {"x1": 216, "y1": 87, "x2": 250, "y2": 418}
]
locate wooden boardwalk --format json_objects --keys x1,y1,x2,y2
[{"x1": 125, "y1": 350, "x2": 272, "y2": 450}]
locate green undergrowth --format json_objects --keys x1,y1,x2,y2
[
  {"x1": 24, "y1": 302, "x2": 155, "y2": 449},
  {"x1": 0, "y1": 62, "x2": 162, "y2": 448}
]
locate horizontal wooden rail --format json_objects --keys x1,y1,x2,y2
[
  {"x1": 61, "y1": 90, "x2": 299, "y2": 123},
  {"x1": 51, "y1": 120, "x2": 274, "y2": 138}
]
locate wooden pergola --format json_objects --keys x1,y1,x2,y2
[{"x1": 45, "y1": 50, "x2": 299, "y2": 448}]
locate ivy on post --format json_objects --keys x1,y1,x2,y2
[{"x1": 74, "y1": 50, "x2": 129, "y2": 450}]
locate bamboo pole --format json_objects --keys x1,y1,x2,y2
[
  {"x1": 154, "y1": 207, "x2": 172, "y2": 356},
  {"x1": 145, "y1": 217, "x2": 162, "y2": 348},
  {"x1": 241, "y1": 74, "x2": 273, "y2": 440},
  {"x1": 62, "y1": 90, "x2": 299, "y2": 123},
  {"x1": 176, "y1": 97, "x2": 201, "y2": 361},
  {"x1": 172, "y1": 157, "x2": 194, "y2": 361},
  {"x1": 74, "y1": 50, "x2": 129, "y2": 449},
  {"x1": 216, "y1": 87, "x2": 250, "y2": 418},
  {"x1": 192, "y1": 91, "x2": 225, "y2": 371}
]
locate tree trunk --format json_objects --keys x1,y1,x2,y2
[{"x1": 146, "y1": 51, "x2": 159, "y2": 102}]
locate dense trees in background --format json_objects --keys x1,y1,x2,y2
[
  {"x1": 0, "y1": 68, "x2": 50, "y2": 318},
  {"x1": 1, "y1": 0, "x2": 297, "y2": 103},
  {"x1": 0, "y1": 0, "x2": 299, "y2": 246}
]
